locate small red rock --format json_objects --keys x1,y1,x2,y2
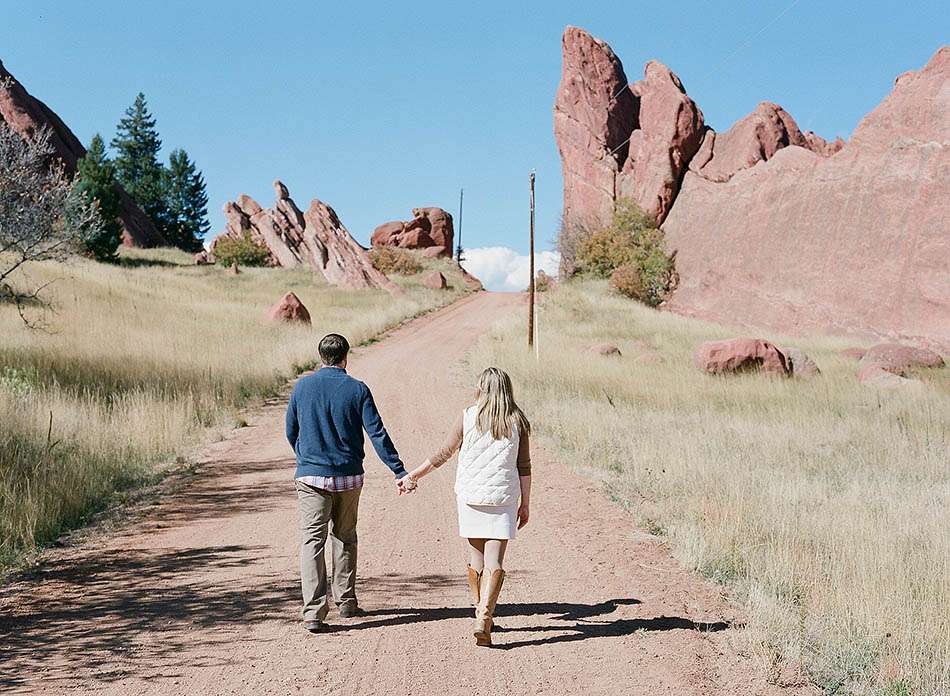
[
  {"x1": 422, "y1": 246, "x2": 447, "y2": 258},
  {"x1": 194, "y1": 251, "x2": 211, "y2": 265},
  {"x1": 783, "y1": 347, "x2": 820, "y2": 377},
  {"x1": 585, "y1": 343, "x2": 622, "y2": 357},
  {"x1": 267, "y1": 292, "x2": 311, "y2": 324},
  {"x1": 694, "y1": 338, "x2": 790, "y2": 376},
  {"x1": 858, "y1": 362, "x2": 920, "y2": 388},
  {"x1": 423, "y1": 271, "x2": 447, "y2": 290},
  {"x1": 860, "y1": 343, "x2": 944, "y2": 374}
]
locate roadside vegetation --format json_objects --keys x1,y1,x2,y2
[
  {"x1": 471, "y1": 280, "x2": 949, "y2": 695},
  {"x1": 0, "y1": 248, "x2": 471, "y2": 571},
  {"x1": 572, "y1": 199, "x2": 675, "y2": 306}
]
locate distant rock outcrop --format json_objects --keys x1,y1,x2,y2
[
  {"x1": 554, "y1": 27, "x2": 950, "y2": 350},
  {"x1": 422, "y1": 271, "x2": 448, "y2": 290},
  {"x1": 211, "y1": 181, "x2": 400, "y2": 293},
  {"x1": 371, "y1": 207, "x2": 454, "y2": 258},
  {"x1": 0, "y1": 60, "x2": 165, "y2": 247}
]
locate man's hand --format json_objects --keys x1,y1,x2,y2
[{"x1": 517, "y1": 502, "x2": 529, "y2": 529}]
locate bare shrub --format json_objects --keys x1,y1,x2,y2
[
  {"x1": 0, "y1": 121, "x2": 103, "y2": 322},
  {"x1": 369, "y1": 247, "x2": 422, "y2": 275}
]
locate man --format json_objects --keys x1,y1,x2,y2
[{"x1": 286, "y1": 333, "x2": 408, "y2": 632}]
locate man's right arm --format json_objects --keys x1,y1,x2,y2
[
  {"x1": 285, "y1": 387, "x2": 299, "y2": 448},
  {"x1": 360, "y1": 386, "x2": 406, "y2": 478}
]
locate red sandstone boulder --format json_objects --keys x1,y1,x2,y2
[
  {"x1": 370, "y1": 208, "x2": 454, "y2": 257},
  {"x1": 617, "y1": 61, "x2": 705, "y2": 223},
  {"x1": 212, "y1": 181, "x2": 400, "y2": 293},
  {"x1": 0, "y1": 60, "x2": 164, "y2": 248},
  {"x1": 858, "y1": 363, "x2": 920, "y2": 388},
  {"x1": 860, "y1": 344, "x2": 944, "y2": 374},
  {"x1": 783, "y1": 347, "x2": 821, "y2": 378},
  {"x1": 194, "y1": 251, "x2": 212, "y2": 265},
  {"x1": 422, "y1": 246, "x2": 447, "y2": 258},
  {"x1": 460, "y1": 268, "x2": 483, "y2": 291},
  {"x1": 423, "y1": 271, "x2": 447, "y2": 290},
  {"x1": 585, "y1": 343, "x2": 622, "y2": 357},
  {"x1": 694, "y1": 338, "x2": 790, "y2": 376},
  {"x1": 267, "y1": 292, "x2": 311, "y2": 324}
]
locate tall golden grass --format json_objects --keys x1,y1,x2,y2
[
  {"x1": 0, "y1": 248, "x2": 470, "y2": 568},
  {"x1": 470, "y1": 280, "x2": 949, "y2": 696}
]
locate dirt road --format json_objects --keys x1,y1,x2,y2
[{"x1": 0, "y1": 292, "x2": 807, "y2": 695}]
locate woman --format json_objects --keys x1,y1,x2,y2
[{"x1": 402, "y1": 367, "x2": 532, "y2": 647}]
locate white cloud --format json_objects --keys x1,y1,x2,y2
[{"x1": 461, "y1": 246, "x2": 560, "y2": 292}]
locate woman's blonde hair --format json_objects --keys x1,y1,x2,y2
[{"x1": 474, "y1": 367, "x2": 531, "y2": 440}]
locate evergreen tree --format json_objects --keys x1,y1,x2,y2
[
  {"x1": 74, "y1": 134, "x2": 123, "y2": 261},
  {"x1": 111, "y1": 93, "x2": 169, "y2": 235},
  {"x1": 164, "y1": 149, "x2": 209, "y2": 251}
]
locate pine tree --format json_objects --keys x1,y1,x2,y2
[
  {"x1": 74, "y1": 134, "x2": 123, "y2": 261},
  {"x1": 111, "y1": 93, "x2": 169, "y2": 236},
  {"x1": 164, "y1": 149, "x2": 209, "y2": 251}
]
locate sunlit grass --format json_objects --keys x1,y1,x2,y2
[
  {"x1": 469, "y1": 279, "x2": 949, "y2": 696},
  {"x1": 0, "y1": 247, "x2": 471, "y2": 569}
]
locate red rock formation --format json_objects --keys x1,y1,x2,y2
[
  {"x1": 370, "y1": 207, "x2": 454, "y2": 257},
  {"x1": 858, "y1": 363, "x2": 920, "y2": 388},
  {"x1": 782, "y1": 347, "x2": 821, "y2": 378},
  {"x1": 693, "y1": 338, "x2": 790, "y2": 376},
  {"x1": 664, "y1": 47, "x2": 949, "y2": 350},
  {"x1": 554, "y1": 27, "x2": 950, "y2": 351},
  {"x1": 553, "y1": 27, "x2": 638, "y2": 274},
  {"x1": 422, "y1": 271, "x2": 447, "y2": 290},
  {"x1": 617, "y1": 61, "x2": 705, "y2": 221},
  {"x1": 212, "y1": 181, "x2": 400, "y2": 293},
  {"x1": 0, "y1": 60, "x2": 165, "y2": 247},
  {"x1": 267, "y1": 292, "x2": 311, "y2": 324}
]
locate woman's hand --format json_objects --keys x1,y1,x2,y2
[{"x1": 517, "y1": 502, "x2": 530, "y2": 529}]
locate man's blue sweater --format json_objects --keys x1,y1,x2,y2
[{"x1": 285, "y1": 366, "x2": 406, "y2": 479}]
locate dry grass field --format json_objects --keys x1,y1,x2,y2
[
  {"x1": 469, "y1": 280, "x2": 949, "y2": 696},
  {"x1": 0, "y1": 248, "x2": 471, "y2": 571}
]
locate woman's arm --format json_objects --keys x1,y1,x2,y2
[
  {"x1": 401, "y1": 413, "x2": 463, "y2": 491},
  {"x1": 517, "y1": 475, "x2": 532, "y2": 528}
]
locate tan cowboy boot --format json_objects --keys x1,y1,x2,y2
[
  {"x1": 466, "y1": 565, "x2": 482, "y2": 607},
  {"x1": 473, "y1": 568, "x2": 505, "y2": 646}
]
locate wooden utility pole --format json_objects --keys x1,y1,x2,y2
[
  {"x1": 528, "y1": 172, "x2": 535, "y2": 348},
  {"x1": 455, "y1": 188, "x2": 464, "y2": 263}
]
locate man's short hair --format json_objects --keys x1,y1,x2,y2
[{"x1": 319, "y1": 333, "x2": 350, "y2": 366}]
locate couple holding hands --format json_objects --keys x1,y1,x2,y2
[{"x1": 286, "y1": 333, "x2": 532, "y2": 647}]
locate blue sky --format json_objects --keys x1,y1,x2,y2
[{"x1": 2, "y1": 1, "x2": 946, "y2": 287}]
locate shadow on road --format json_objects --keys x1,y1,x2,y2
[
  {"x1": 0, "y1": 544, "x2": 296, "y2": 690},
  {"x1": 336, "y1": 573, "x2": 730, "y2": 649}
]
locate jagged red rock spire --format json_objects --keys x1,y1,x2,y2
[{"x1": 212, "y1": 181, "x2": 400, "y2": 293}]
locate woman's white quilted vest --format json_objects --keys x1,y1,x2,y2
[{"x1": 454, "y1": 406, "x2": 521, "y2": 506}]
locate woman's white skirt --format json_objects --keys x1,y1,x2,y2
[{"x1": 457, "y1": 496, "x2": 518, "y2": 540}]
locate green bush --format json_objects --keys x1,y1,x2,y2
[
  {"x1": 576, "y1": 199, "x2": 674, "y2": 307},
  {"x1": 213, "y1": 232, "x2": 271, "y2": 267},
  {"x1": 369, "y1": 247, "x2": 422, "y2": 275}
]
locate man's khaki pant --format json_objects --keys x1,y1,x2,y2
[{"x1": 295, "y1": 480, "x2": 361, "y2": 622}]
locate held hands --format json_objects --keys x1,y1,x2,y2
[{"x1": 396, "y1": 474, "x2": 418, "y2": 495}]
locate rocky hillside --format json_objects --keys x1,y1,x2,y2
[
  {"x1": 211, "y1": 180, "x2": 400, "y2": 293},
  {"x1": 554, "y1": 27, "x2": 949, "y2": 350},
  {"x1": 0, "y1": 60, "x2": 165, "y2": 247}
]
